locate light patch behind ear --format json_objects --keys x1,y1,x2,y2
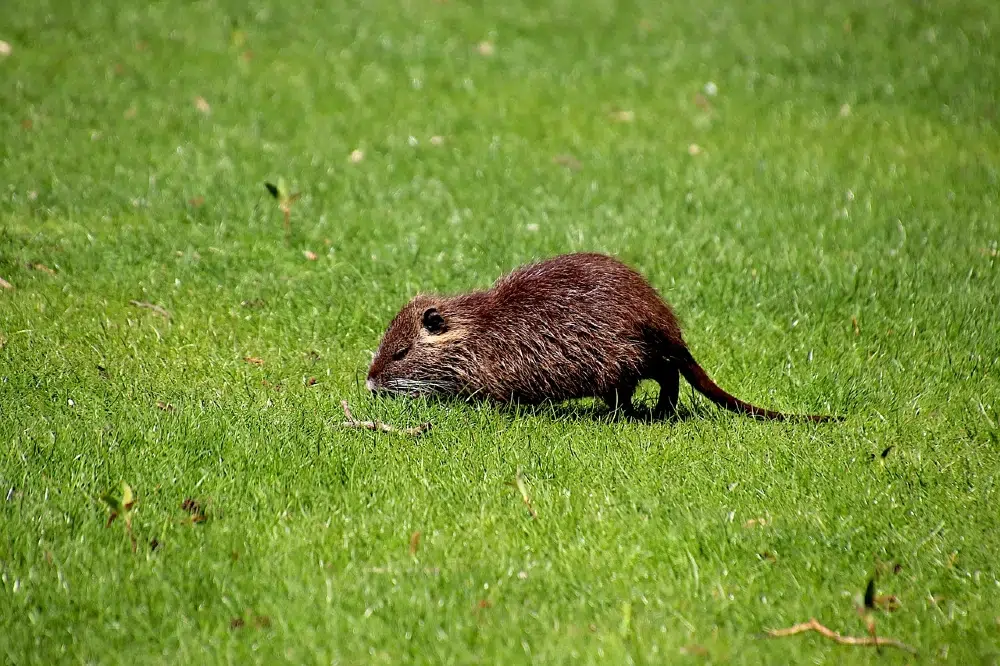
[{"x1": 420, "y1": 327, "x2": 467, "y2": 345}]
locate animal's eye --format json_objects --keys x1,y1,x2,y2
[
  {"x1": 392, "y1": 346, "x2": 410, "y2": 361},
  {"x1": 422, "y1": 307, "x2": 447, "y2": 335}
]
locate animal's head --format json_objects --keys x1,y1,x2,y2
[{"x1": 366, "y1": 295, "x2": 469, "y2": 397}]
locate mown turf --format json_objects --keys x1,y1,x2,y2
[{"x1": 2, "y1": 0, "x2": 999, "y2": 663}]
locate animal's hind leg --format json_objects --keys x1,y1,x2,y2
[{"x1": 654, "y1": 364, "x2": 680, "y2": 418}]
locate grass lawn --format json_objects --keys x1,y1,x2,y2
[{"x1": 2, "y1": 0, "x2": 999, "y2": 662}]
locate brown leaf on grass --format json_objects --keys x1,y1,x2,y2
[
  {"x1": 21, "y1": 118, "x2": 33, "y2": 130},
  {"x1": 261, "y1": 379, "x2": 282, "y2": 392},
  {"x1": 124, "y1": 106, "x2": 137, "y2": 119},
  {"x1": 149, "y1": 538, "x2": 161, "y2": 552},
  {"x1": 182, "y1": 498, "x2": 207, "y2": 523},
  {"x1": 694, "y1": 93, "x2": 712, "y2": 111},
  {"x1": 240, "y1": 50, "x2": 254, "y2": 62},
  {"x1": 231, "y1": 614, "x2": 270, "y2": 630},
  {"x1": 194, "y1": 96, "x2": 211, "y2": 114},
  {"x1": 409, "y1": 531, "x2": 421, "y2": 555},
  {"x1": 156, "y1": 400, "x2": 176, "y2": 412},
  {"x1": 306, "y1": 376, "x2": 317, "y2": 386},
  {"x1": 0, "y1": 277, "x2": 13, "y2": 290},
  {"x1": 28, "y1": 263, "x2": 56, "y2": 275},
  {"x1": 876, "y1": 595, "x2": 901, "y2": 612},
  {"x1": 129, "y1": 300, "x2": 171, "y2": 319},
  {"x1": 135, "y1": 41, "x2": 148, "y2": 51},
  {"x1": 188, "y1": 196, "x2": 205, "y2": 208},
  {"x1": 552, "y1": 154, "x2": 582, "y2": 171},
  {"x1": 303, "y1": 250, "x2": 318, "y2": 261},
  {"x1": 852, "y1": 315, "x2": 861, "y2": 336},
  {"x1": 472, "y1": 599, "x2": 493, "y2": 616},
  {"x1": 766, "y1": 617, "x2": 916, "y2": 654},
  {"x1": 759, "y1": 551, "x2": 777, "y2": 563},
  {"x1": 241, "y1": 298, "x2": 265, "y2": 309},
  {"x1": 680, "y1": 644, "x2": 709, "y2": 657},
  {"x1": 244, "y1": 356, "x2": 265, "y2": 366}
]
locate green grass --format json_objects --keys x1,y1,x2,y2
[{"x1": 2, "y1": 0, "x2": 999, "y2": 662}]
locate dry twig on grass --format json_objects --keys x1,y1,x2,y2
[
  {"x1": 766, "y1": 618, "x2": 917, "y2": 654},
  {"x1": 129, "y1": 300, "x2": 171, "y2": 319},
  {"x1": 340, "y1": 400, "x2": 431, "y2": 437}
]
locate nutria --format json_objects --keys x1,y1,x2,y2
[{"x1": 366, "y1": 253, "x2": 837, "y2": 422}]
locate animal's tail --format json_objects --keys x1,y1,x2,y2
[{"x1": 675, "y1": 347, "x2": 839, "y2": 423}]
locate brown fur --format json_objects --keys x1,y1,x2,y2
[{"x1": 367, "y1": 253, "x2": 837, "y2": 422}]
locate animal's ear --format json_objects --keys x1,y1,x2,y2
[{"x1": 422, "y1": 307, "x2": 447, "y2": 335}]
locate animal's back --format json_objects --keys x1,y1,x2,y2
[
  {"x1": 493, "y1": 254, "x2": 678, "y2": 332},
  {"x1": 473, "y1": 254, "x2": 680, "y2": 402}
]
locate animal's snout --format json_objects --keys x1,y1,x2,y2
[{"x1": 365, "y1": 376, "x2": 404, "y2": 398}]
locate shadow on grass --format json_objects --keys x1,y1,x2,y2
[
  {"x1": 361, "y1": 392, "x2": 714, "y2": 425},
  {"x1": 346, "y1": 371, "x2": 719, "y2": 426},
  {"x1": 499, "y1": 400, "x2": 715, "y2": 424}
]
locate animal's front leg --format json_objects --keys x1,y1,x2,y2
[{"x1": 602, "y1": 384, "x2": 637, "y2": 417}]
